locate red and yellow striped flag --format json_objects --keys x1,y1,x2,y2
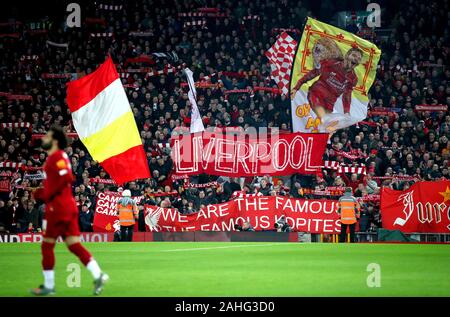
[{"x1": 66, "y1": 56, "x2": 150, "y2": 184}]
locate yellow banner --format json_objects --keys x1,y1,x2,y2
[{"x1": 291, "y1": 17, "x2": 381, "y2": 133}]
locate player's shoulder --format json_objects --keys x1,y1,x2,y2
[
  {"x1": 60, "y1": 150, "x2": 70, "y2": 160},
  {"x1": 51, "y1": 150, "x2": 70, "y2": 168}
]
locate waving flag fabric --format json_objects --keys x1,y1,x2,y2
[
  {"x1": 66, "y1": 56, "x2": 150, "y2": 184},
  {"x1": 184, "y1": 68, "x2": 205, "y2": 133},
  {"x1": 290, "y1": 17, "x2": 381, "y2": 133},
  {"x1": 265, "y1": 32, "x2": 298, "y2": 96}
]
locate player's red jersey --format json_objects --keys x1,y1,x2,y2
[
  {"x1": 298, "y1": 58, "x2": 358, "y2": 113},
  {"x1": 33, "y1": 150, "x2": 77, "y2": 222}
]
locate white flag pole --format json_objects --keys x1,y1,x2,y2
[{"x1": 185, "y1": 68, "x2": 205, "y2": 133}]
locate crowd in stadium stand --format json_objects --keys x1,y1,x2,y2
[{"x1": 0, "y1": 0, "x2": 448, "y2": 235}]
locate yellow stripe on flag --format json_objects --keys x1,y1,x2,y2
[{"x1": 81, "y1": 111, "x2": 142, "y2": 163}]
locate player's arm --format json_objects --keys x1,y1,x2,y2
[
  {"x1": 342, "y1": 76, "x2": 357, "y2": 114},
  {"x1": 33, "y1": 159, "x2": 74, "y2": 203},
  {"x1": 342, "y1": 89, "x2": 352, "y2": 114},
  {"x1": 293, "y1": 68, "x2": 320, "y2": 91}
]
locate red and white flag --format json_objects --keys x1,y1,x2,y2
[
  {"x1": 265, "y1": 32, "x2": 298, "y2": 96},
  {"x1": 66, "y1": 56, "x2": 150, "y2": 184}
]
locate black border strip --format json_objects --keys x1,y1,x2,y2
[{"x1": 1, "y1": 297, "x2": 448, "y2": 314}]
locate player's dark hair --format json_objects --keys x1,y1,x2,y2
[{"x1": 49, "y1": 125, "x2": 68, "y2": 149}]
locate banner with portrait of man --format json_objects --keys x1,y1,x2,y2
[{"x1": 290, "y1": 17, "x2": 381, "y2": 133}]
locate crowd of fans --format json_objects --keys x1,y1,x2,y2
[{"x1": 0, "y1": 0, "x2": 448, "y2": 235}]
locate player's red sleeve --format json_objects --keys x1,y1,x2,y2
[
  {"x1": 342, "y1": 89, "x2": 352, "y2": 114},
  {"x1": 343, "y1": 73, "x2": 358, "y2": 114},
  {"x1": 294, "y1": 67, "x2": 320, "y2": 90},
  {"x1": 39, "y1": 173, "x2": 74, "y2": 203}
]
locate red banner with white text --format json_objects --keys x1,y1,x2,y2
[
  {"x1": 93, "y1": 192, "x2": 144, "y2": 232},
  {"x1": 144, "y1": 196, "x2": 341, "y2": 233},
  {"x1": 170, "y1": 131, "x2": 328, "y2": 177},
  {"x1": 381, "y1": 181, "x2": 450, "y2": 233}
]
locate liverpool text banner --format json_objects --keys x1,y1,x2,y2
[{"x1": 170, "y1": 130, "x2": 328, "y2": 177}]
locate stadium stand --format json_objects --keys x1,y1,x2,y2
[{"x1": 0, "y1": 0, "x2": 448, "y2": 235}]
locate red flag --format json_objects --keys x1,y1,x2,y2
[
  {"x1": 66, "y1": 57, "x2": 150, "y2": 184},
  {"x1": 381, "y1": 180, "x2": 450, "y2": 233}
]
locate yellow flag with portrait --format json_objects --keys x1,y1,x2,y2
[{"x1": 290, "y1": 17, "x2": 381, "y2": 133}]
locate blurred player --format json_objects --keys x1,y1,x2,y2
[{"x1": 31, "y1": 126, "x2": 109, "y2": 296}]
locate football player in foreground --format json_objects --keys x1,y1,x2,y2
[{"x1": 31, "y1": 126, "x2": 109, "y2": 296}]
